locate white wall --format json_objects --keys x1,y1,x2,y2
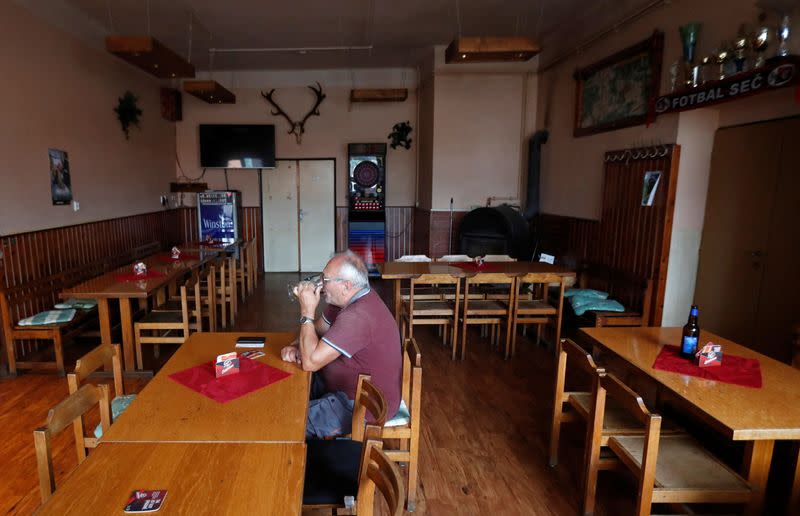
[
  {"x1": 175, "y1": 69, "x2": 418, "y2": 208},
  {"x1": 0, "y1": 1, "x2": 175, "y2": 235}
]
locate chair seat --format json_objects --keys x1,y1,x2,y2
[
  {"x1": 93, "y1": 394, "x2": 136, "y2": 438},
  {"x1": 570, "y1": 393, "x2": 644, "y2": 433},
  {"x1": 303, "y1": 439, "x2": 362, "y2": 506},
  {"x1": 464, "y1": 300, "x2": 508, "y2": 315},
  {"x1": 385, "y1": 399, "x2": 410, "y2": 428},
  {"x1": 609, "y1": 434, "x2": 751, "y2": 492},
  {"x1": 404, "y1": 300, "x2": 457, "y2": 316},
  {"x1": 138, "y1": 311, "x2": 184, "y2": 324},
  {"x1": 152, "y1": 299, "x2": 183, "y2": 312},
  {"x1": 516, "y1": 300, "x2": 557, "y2": 314}
]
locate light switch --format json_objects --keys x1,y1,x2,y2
[{"x1": 72, "y1": 200, "x2": 80, "y2": 211}]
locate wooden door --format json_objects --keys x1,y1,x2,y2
[
  {"x1": 695, "y1": 118, "x2": 795, "y2": 358},
  {"x1": 298, "y1": 160, "x2": 335, "y2": 273},
  {"x1": 262, "y1": 160, "x2": 335, "y2": 273},
  {"x1": 263, "y1": 160, "x2": 299, "y2": 272},
  {"x1": 753, "y1": 118, "x2": 800, "y2": 360}
]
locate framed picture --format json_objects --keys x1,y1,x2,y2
[
  {"x1": 48, "y1": 148, "x2": 73, "y2": 205},
  {"x1": 573, "y1": 31, "x2": 663, "y2": 137}
]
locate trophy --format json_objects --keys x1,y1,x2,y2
[
  {"x1": 715, "y1": 45, "x2": 732, "y2": 80},
  {"x1": 733, "y1": 36, "x2": 748, "y2": 73},
  {"x1": 777, "y1": 15, "x2": 791, "y2": 57},
  {"x1": 679, "y1": 22, "x2": 702, "y2": 88},
  {"x1": 700, "y1": 55, "x2": 714, "y2": 84},
  {"x1": 752, "y1": 26, "x2": 770, "y2": 68}
]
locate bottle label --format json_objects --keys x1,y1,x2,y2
[{"x1": 682, "y1": 336, "x2": 698, "y2": 355}]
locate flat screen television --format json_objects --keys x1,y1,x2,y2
[{"x1": 199, "y1": 124, "x2": 276, "y2": 169}]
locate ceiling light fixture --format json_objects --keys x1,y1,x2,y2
[{"x1": 444, "y1": 0, "x2": 540, "y2": 63}]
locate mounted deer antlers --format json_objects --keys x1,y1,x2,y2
[{"x1": 260, "y1": 82, "x2": 326, "y2": 144}]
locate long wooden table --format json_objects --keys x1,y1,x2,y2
[
  {"x1": 379, "y1": 260, "x2": 576, "y2": 321},
  {"x1": 35, "y1": 442, "x2": 305, "y2": 515},
  {"x1": 102, "y1": 332, "x2": 310, "y2": 443},
  {"x1": 60, "y1": 252, "x2": 216, "y2": 371},
  {"x1": 579, "y1": 326, "x2": 800, "y2": 515}
]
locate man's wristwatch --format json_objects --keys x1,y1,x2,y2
[{"x1": 299, "y1": 315, "x2": 315, "y2": 325}]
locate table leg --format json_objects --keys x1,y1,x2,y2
[
  {"x1": 790, "y1": 442, "x2": 800, "y2": 516},
  {"x1": 119, "y1": 298, "x2": 135, "y2": 371},
  {"x1": 742, "y1": 439, "x2": 774, "y2": 516},
  {"x1": 394, "y1": 280, "x2": 401, "y2": 325}
]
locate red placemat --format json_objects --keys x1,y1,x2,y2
[
  {"x1": 652, "y1": 345, "x2": 762, "y2": 388},
  {"x1": 155, "y1": 253, "x2": 200, "y2": 263},
  {"x1": 113, "y1": 270, "x2": 165, "y2": 282},
  {"x1": 451, "y1": 262, "x2": 502, "y2": 272},
  {"x1": 168, "y1": 356, "x2": 292, "y2": 403}
]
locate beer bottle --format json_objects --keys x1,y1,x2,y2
[{"x1": 680, "y1": 305, "x2": 700, "y2": 359}]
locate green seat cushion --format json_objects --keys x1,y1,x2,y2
[
  {"x1": 94, "y1": 394, "x2": 137, "y2": 438},
  {"x1": 564, "y1": 288, "x2": 608, "y2": 299},
  {"x1": 18, "y1": 309, "x2": 76, "y2": 326},
  {"x1": 55, "y1": 298, "x2": 97, "y2": 310},
  {"x1": 385, "y1": 399, "x2": 410, "y2": 428},
  {"x1": 571, "y1": 297, "x2": 626, "y2": 316}
]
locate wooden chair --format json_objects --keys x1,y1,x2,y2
[
  {"x1": 355, "y1": 440, "x2": 406, "y2": 516},
  {"x1": 383, "y1": 338, "x2": 422, "y2": 511},
  {"x1": 236, "y1": 239, "x2": 252, "y2": 301},
  {"x1": 67, "y1": 343, "x2": 136, "y2": 440},
  {"x1": 510, "y1": 273, "x2": 566, "y2": 357},
  {"x1": 400, "y1": 274, "x2": 460, "y2": 350},
  {"x1": 458, "y1": 273, "x2": 514, "y2": 360},
  {"x1": 162, "y1": 267, "x2": 214, "y2": 332},
  {"x1": 134, "y1": 275, "x2": 195, "y2": 369},
  {"x1": 246, "y1": 237, "x2": 258, "y2": 295},
  {"x1": 303, "y1": 375, "x2": 388, "y2": 512},
  {"x1": 588, "y1": 374, "x2": 751, "y2": 516},
  {"x1": 221, "y1": 254, "x2": 238, "y2": 326},
  {"x1": 33, "y1": 383, "x2": 111, "y2": 503}
]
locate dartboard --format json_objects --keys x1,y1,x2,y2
[{"x1": 353, "y1": 161, "x2": 380, "y2": 188}]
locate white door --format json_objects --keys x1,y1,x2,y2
[
  {"x1": 263, "y1": 160, "x2": 299, "y2": 272},
  {"x1": 299, "y1": 160, "x2": 335, "y2": 273},
  {"x1": 262, "y1": 159, "x2": 335, "y2": 272}
]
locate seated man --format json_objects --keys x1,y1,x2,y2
[{"x1": 281, "y1": 250, "x2": 401, "y2": 439}]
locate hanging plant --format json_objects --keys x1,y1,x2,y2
[{"x1": 114, "y1": 91, "x2": 142, "y2": 139}]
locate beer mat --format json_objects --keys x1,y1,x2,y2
[
  {"x1": 168, "y1": 356, "x2": 291, "y2": 403},
  {"x1": 652, "y1": 345, "x2": 762, "y2": 388},
  {"x1": 113, "y1": 270, "x2": 165, "y2": 282},
  {"x1": 155, "y1": 253, "x2": 200, "y2": 263},
  {"x1": 451, "y1": 262, "x2": 502, "y2": 272}
]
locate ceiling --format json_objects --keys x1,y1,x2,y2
[{"x1": 60, "y1": 0, "x2": 656, "y2": 70}]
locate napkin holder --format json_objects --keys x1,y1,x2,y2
[
  {"x1": 215, "y1": 352, "x2": 240, "y2": 378},
  {"x1": 696, "y1": 342, "x2": 722, "y2": 367}
]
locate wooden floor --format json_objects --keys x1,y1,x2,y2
[{"x1": 1, "y1": 273, "x2": 754, "y2": 515}]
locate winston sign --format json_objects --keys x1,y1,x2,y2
[
  {"x1": 654, "y1": 56, "x2": 798, "y2": 116},
  {"x1": 197, "y1": 190, "x2": 241, "y2": 243}
]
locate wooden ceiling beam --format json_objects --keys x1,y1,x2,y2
[
  {"x1": 445, "y1": 37, "x2": 540, "y2": 64},
  {"x1": 106, "y1": 36, "x2": 195, "y2": 79},
  {"x1": 183, "y1": 81, "x2": 236, "y2": 104},
  {"x1": 350, "y1": 88, "x2": 408, "y2": 102}
]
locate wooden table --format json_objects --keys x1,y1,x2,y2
[
  {"x1": 35, "y1": 442, "x2": 305, "y2": 515},
  {"x1": 379, "y1": 261, "x2": 576, "y2": 321},
  {"x1": 61, "y1": 252, "x2": 213, "y2": 371},
  {"x1": 579, "y1": 326, "x2": 800, "y2": 515},
  {"x1": 103, "y1": 332, "x2": 310, "y2": 443}
]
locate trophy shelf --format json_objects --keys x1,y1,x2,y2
[{"x1": 654, "y1": 55, "x2": 799, "y2": 116}]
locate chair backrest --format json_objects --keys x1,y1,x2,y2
[
  {"x1": 554, "y1": 339, "x2": 604, "y2": 409},
  {"x1": 396, "y1": 255, "x2": 432, "y2": 262},
  {"x1": 352, "y1": 374, "x2": 388, "y2": 442},
  {"x1": 181, "y1": 274, "x2": 199, "y2": 333},
  {"x1": 482, "y1": 254, "x2": 516, "y2": 262},
  {"x1": 401, "y1": 338, "x2": 422, "y2": 421},
  {"x1": 591, "y1": 374, "x2": 660, "y2": 506},
  {"x1": 197, "y1": 265, "x2": 216, "y2": 330},
  {"x1": 436, "y1": 254, "x2": 472, "y2": 262},
  {"x1": 34, "y1": 383, "x2": 111, "y2": 503},
  {"x1": 67, "y1": 344, "x2": 124, "y2": 399},
  {"x1": 356, "y1": 440, "x2": 406, "y2": 516}
]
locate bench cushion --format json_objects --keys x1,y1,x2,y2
[
  {"x1": 564, "y1": 288, "x2": 608, "y2": 299},
  {"x1": 94, "y1": 394, "x2": 137, "y2": 439},
  {"x1": 54, "y1": 298, "x2": 97, "y2": 310},
  {"x1": 385, "y1": 399, "x2": 410, "y2": 427},
  {"x1": 17, "y1": 309, "x2": 76, "y2": 326},
  {"x1": 571, "y1": 298, "x2": 625, "y2": 316}
]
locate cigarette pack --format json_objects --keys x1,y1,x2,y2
[
  {"x1": 695, "y1": 342, "x2": 723, "y2": 367},
  {"x1": 215, "y1": 352, "x2": 240, "y2": 378}
]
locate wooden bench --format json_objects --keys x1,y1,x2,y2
[
  {"x1": 573, "y1": 263, "x2": 653, "y2": 327},
  {"x1": 0, "y1": 240, "x2": 162, "y2": 376}
]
